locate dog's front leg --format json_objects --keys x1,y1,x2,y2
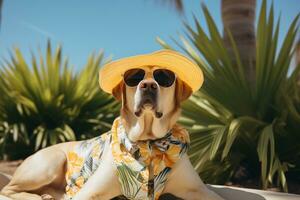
[
  {"x1": 72, "y1": 147, "x2": 121, "y2": 200},
  {"x1": 163, "y1": 154, "x2": 224, "y2": 200}
]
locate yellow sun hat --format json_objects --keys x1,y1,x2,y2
[{"x1": 99, "y1": 49, "x2": 204, "y2": 94}]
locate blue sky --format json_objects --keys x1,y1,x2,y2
[{"x1": 1, "y1": 0, "x2": 299, "y2": 71}]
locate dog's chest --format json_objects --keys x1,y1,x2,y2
[{"x1": 64, "y1": 118, "x2": 189, "y2": 200}]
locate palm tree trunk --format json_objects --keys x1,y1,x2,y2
[{"x1": 222, "y1": 0, "x2": 256, "y2": 85}]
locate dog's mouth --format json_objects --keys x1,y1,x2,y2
[{"x1": 134, "y1": 93, "x2": 163, "y2": 118}]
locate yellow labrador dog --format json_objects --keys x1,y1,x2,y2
[{"x1": 1, "y1": 50, "x2": 224, "y2": 200}]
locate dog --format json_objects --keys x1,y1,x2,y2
[{"x1": 1, "y1": 50, "x2": 224, "y2": 200}]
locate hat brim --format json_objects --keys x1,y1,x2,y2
[{"x1": 99, "y1": 50, "x2": 204, "y2": 94}]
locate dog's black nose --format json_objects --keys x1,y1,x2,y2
[{"x1": 139, "y1": 80, "x2": 158, "y2": 91}]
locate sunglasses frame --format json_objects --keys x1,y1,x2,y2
[{"x1": 122, "y1": 68, "x2": 177, "y2": 88}]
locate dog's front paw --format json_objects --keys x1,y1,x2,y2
[{"x1": 41, "y1": 194, "x2": 55, "y2": 200}]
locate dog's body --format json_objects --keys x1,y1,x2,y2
[{"x1": 1, "y1": 66, "x2": 224, "y2": 200}]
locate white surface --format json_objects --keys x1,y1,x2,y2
[{"x1": 208, "y1": 185, "x2": 300, "y2": 200}]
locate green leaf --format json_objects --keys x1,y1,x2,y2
[
  {"x1": 209, "y1": 126, "x2": 227, "y2": 160},
  {"x1": 257, "y1": 124, "x2": 275, "y2": 189}
]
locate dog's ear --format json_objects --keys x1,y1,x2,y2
[
  {"x1": 112, "y1": 82, "x2": 123, "y2": 101},
  {"x1": 175, "y1": 79, "x2": 193, "y2": 104}
]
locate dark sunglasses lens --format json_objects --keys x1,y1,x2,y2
[
  {"x1": 124, "y1": 68, "x2": 145, "y2": 86},
  {"x1": 153, "y1": 69, "x2": 175, "y2": 87}
]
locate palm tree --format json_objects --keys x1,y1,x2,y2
[{"x1": 221, "y1": 0, "x2": 256, "y2": 85}]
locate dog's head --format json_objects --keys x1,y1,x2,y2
[{"x1": 112, "y1": 66, "x2": 192, "y2": 142}]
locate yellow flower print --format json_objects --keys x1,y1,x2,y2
[
  {"x1": 91, "y1": 143, "x2": 100, "y2": 158},
  {"x1": 75, "y1": 176, "x2": 85, "y2": 187},
  {"x1": 67, "y1": 152, "x2": 84, "y2": 174}
]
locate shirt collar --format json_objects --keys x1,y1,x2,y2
[{"x1": 117, "y1": 118, "x2": 173, "y2": 156}]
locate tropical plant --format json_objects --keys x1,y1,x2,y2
[
  {"x1": 158, "y1": 0, "x2": 300, "y2": 192},
  {"x1": 0, "y1": 42, "x2": 119, "y2": 160}
]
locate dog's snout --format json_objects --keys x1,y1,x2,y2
[{"x1": 139, "y1": 80, "x2": 158, "y2": 91}]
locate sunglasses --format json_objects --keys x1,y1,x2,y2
[{"x1": 123, "y1": 68, "x2": 176, "y2": 87}]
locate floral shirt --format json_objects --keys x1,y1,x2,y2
[{"x1": 64, "y1": 117, "x2": 190, "y2": 200}]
